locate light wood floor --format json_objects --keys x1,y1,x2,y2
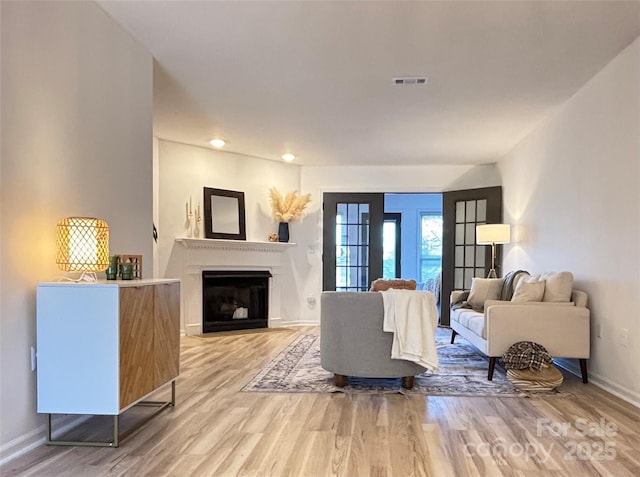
[{"x1": 2, "y1": 327, "x2": 639, "y2": 477}]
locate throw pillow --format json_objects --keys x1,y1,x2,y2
[
  {"x1": 540, "y1": 271, "x2": 574, "y2": 302},
  {"x1": 499, "y1": 270, "x2": 530, "y2": 301},
  {"x1": 467, "y1": 277, "x2": 503, "y2": 308},
  {"x1": 370, "y1": 278, "x2": 417, "y2": 292},
  {"x1": 512, "y1": 271, "x2": 530, "y2": 292},
  {"x1": 511, "y1": 276, "x2": 545, "y2": 302}
]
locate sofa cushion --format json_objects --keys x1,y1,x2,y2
[
  {"x1": 467, "y1": 277, "x2": 503, "y2": 308},
  {"x1": 540, "y1": 271, "x2": 573, "y2": 302},
  {"x1": 512, "y1": 276, "x2": 545, "y2": 302},
  {"x1": 453, "y1": 308, "x2": 486, "y2": 339}
]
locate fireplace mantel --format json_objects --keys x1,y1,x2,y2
[
  {"x1": 174, "y1": 237, "x2": 293, "y2": 335},
  {"x1": 175, "y1": 237, "x2": 295, "y2": 253}
]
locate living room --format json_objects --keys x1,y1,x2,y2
[{"x1": 1, "y1": 1, "x2": 639, "y2": 475}]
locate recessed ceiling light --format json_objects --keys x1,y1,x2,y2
[
  {"x1": 209, "y1": 138, "x2": 225, "y2": 148},
  {"x1": 281, "y1": 153, "x2": 295, "y2": 162}
]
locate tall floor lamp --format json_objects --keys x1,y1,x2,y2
[{"x1": 476, "y1": 224, "x2": 510, "y2": 278}]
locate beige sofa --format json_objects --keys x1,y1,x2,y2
[{"x1": 450, "y1": 273, "x2": 591, "y2": 383}]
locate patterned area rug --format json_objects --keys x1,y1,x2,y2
[{"x1": 241, "y1": 328, "x2": 570, "y2": 397}]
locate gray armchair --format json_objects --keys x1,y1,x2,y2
[{"x1": 320, "y1": 291, "x2": 428, "y2": 389}]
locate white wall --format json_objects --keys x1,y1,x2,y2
[
  {"x1": 0, "y1": 1, "x2": 153, "y2": 457},
  {"x1": 499, "y1": 37, "x2": 640, "y2": 404}
]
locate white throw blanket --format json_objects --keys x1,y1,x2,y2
[{"x1": 381, "y1": 289, "x2": 439, "y2": 371}]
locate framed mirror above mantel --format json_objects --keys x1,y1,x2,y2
[{"x1": 203, "y1": 187, "x2": 246, "y2": 240}]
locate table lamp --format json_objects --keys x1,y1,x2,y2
[{"x1": 56, "y1": 217, "x2": 109, "y2": 281}]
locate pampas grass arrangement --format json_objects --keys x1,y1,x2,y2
[{"x1": 268, "y1": 187, "x2": 312, "y2": 222}]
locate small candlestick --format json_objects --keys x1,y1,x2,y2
[
  {"x1": 194, "y1": 202, "x2": 201, "y2": 238},
  {"x1": 185, "y1": 200, "x2": 192, "y2": 235}
]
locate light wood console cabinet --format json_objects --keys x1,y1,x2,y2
[{"x1": 36, "y1": 279, "x2": 180, "y2": 447}]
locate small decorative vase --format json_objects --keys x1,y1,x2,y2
[
  {"x1": 120, "y1": 262, "x2": 134, "y2": 280},
  {"x1": 278, "y1": 222, "x2": 290, "y2": 243},
  {"x1": 106, "y1": 256, "x2": 119, "y2": 280}
]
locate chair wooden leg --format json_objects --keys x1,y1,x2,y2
[
  {"x1": 488, "y1": 357, "x2": 497, "y2": 381},
  {"x1": 450, "y1": 329, "x2": 457, "y2": 344},
  {"x1": 579, "y1": 359, "x2": 588, "y2": 383},
  {"x1": 334, "y1": 374, "x2": 347, "y2": 387},
  {"x1": 401, "y1": 376, "x2": 415, "y2": 390}
]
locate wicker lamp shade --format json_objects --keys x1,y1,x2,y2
[{"x1": 56, "y1": 217, "x2": 110, "y2": 272}]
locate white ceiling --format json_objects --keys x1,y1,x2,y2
[{"x1": 98, "y1": 1, "x2": 640, "y2": 166}]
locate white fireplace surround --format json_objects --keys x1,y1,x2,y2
[{"x1": 174, "y1": 238, "x2": 294, "y2": 335}]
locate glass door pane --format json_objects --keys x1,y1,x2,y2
[
  {"x1": 452, "y1": 198, "x2": 495, "y2": 289},
  {"x1": 335, "y1": 203, "x2": 370, "y2": 291}
]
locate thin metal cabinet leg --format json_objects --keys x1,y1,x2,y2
[
  {"x1": 45, "y1": 381, "x2": 175, "y2": 447},
  {"x1": 113, "y1": 415, "x2": 119, "y2": 448},
  {"x1": 47, "y1": 414, "x2": 52, "y2": 443}
]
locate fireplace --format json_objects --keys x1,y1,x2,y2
[
  {"x1": 175, "y1": 238, "x2": 292, "y2": 335},
  {"x1": 202, "y1": 270, "x2": 271, "y2": 333}
]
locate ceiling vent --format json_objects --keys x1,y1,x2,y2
[{"x1": 393, "y1": 76, "x2": 429, "y2": 85}]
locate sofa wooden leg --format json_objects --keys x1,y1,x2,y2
[
  {"x1": 579, "y1": 359, "x2": 588, "y2": 384},
  {"x1": 401, "y1": 376, "x2": 415, "y2": 390},
  {"x1": 334, "y1": 374, "x2": 347, "y2": 387},
  {"x1": 488, "y1": 357, "x2": 497, "y2": 381},
  {"x1": 450, "y1": 329, "x2": 457, "y2": 344}
]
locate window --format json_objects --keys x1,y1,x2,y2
[
  {"x1": 383, "y1": 213, "x2": 401, "y2": 279},
  {"x1": 419, "y1": 213, "x2": 442, "y2": 288}
]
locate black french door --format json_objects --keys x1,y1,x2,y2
[
  {"x1": 440, "y1": 186, "x2": 502, "y2": 326},
  {"x1": 322, "y1": 193, "x2": 384, "y2": 291}
]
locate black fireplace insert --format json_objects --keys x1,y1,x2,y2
[{"x1": 202, "y1": 270, "x2": 271, "y2": 333}]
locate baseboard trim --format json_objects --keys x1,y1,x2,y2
[
  {"x1": 0, "y1": 415, "x2": 89, "y2": 466},
  {"x1": 184, "y1": 323, "x2": 201, "y2": 335},
  {"x1": 555, "y1": 358, "x2": 640, "y2": 408},
  {"x1": 269, "y1": 317, "x2": 283, "y2": 328},
  {"x1": 278, "y1": 320, "x2": 319, "y2": 327},
  {"x1": 183, "y1": 319, "x2": 288, "y2": 334}
]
